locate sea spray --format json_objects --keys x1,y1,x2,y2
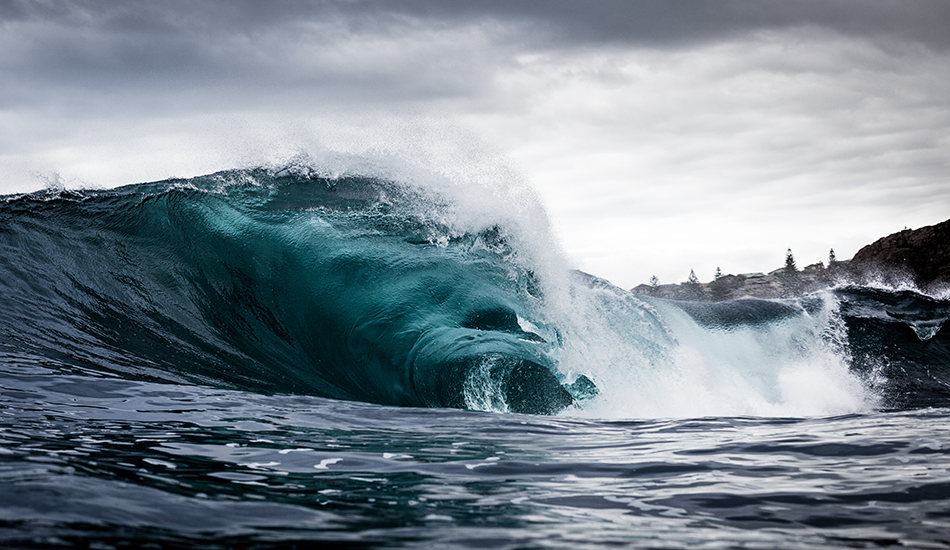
[
  {"x1": 4, "y1": 161, "x2": 950, "y2": 549},
  {"x1": 2, "y1": 161, "x2": 947, "y2": 417},
  {"x1": 556, "y1": 278, "x2": 877, "y2": 418},
  {"x1": 0, "y1": 166, "x2": 577, "y2": 414}
]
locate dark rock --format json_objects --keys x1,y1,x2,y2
[
  {"x1": 708, "y1": 274, "x2": 746, "y2": 301},
  {"x1": 849, "y1": 219, "x2": 950, "y2": 289}
]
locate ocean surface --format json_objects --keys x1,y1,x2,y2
[{"x1": 2, "y1": 165, "x2": 949, "y2": 548}]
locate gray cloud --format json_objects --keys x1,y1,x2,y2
[
  {"x1": 0, "y1": 1, "x2": 520, "y2": 115},
  {"x1": 335, "y1": 0, "x2": 950, "y2": 50},
  {"x1": 2, "y1": 0, "x2": 949, "y2": 286},
  {"x1": 5, "y1": 0, "x2": 950, "y2": 102},
  {"x1": 3, "y1": 0, "x2": 948, "y2": 126}
]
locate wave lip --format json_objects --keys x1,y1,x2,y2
[
  {"x1": 3, "y1": 164, "x2": 950, "y2": 417},
  {"x1": 0, "y1": 166, "x2": 581, "y2": 414}
]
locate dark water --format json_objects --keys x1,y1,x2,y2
[{"x1": 2, "y1": 167, "x2": 949, "y2": 548}]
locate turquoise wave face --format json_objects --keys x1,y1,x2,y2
[
  {"x1": 0, "y1": 169, "x2": 576, "y2": 414},
  {"x1": 2, "y1": 165, "x2": 949, "y2": 417}
]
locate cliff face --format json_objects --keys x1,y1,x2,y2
[{"x1": 850, "y1": 219, "x2": 950, "y2": 289}]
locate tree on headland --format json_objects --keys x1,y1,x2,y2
[
  {"x1": 709, "y1": 267, "x2": 730, "y2": 302},
  {"x1": 681, "y1": 269, "x2": 705, "y2": 301},
  {"x1": 828, "y1": 248, "x2": 837, "y2": 268},
  {"x1": 781, "y1": 248, "x2": 802, "y2": 296},
  {"x1": 784, "y1": 248, "x2": 798, "y2": 274}
]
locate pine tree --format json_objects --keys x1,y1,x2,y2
[
  {"x1": 682, "y1": 269, "x2": 705, "y2": 301},
  {"x1": 828, "y1": 248, "x2": 837, "y2": 267},
  {"x1": 710, "y1": 267, "x2": 729, "y2": 302},
  {"x1": 782, "y1": 248, "x2": 801, "y2": 296},
  {"x1": 649, "y1": 275, "x2": 660, "y2": 296},
  {"x1": 784, "y1": 248, "x2": 797, "y2": 274}
]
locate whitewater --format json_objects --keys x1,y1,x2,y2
[{"x1": 1, "y1": 161, "x2": 949, "y2": 549}]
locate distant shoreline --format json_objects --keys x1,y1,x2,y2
[{"x1": 632, "y1": 218, "x2": 950, "y2": 300}]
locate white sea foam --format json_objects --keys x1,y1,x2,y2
[
  {"x1": 292, "y1": 151, "x2": 880, "y2": 420},
  {"x1": 47, "y1": 146, "x2": 883, "y2": 420},
  {"x1": 557, "y1": 286, "x2": 879, "y2": 419}
]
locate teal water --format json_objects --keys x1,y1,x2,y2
[{"x1": 1, "y1": 166, "x2": 949, "y2": 548}]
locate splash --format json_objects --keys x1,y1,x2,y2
[{"x1": 1, "y1": 161, "x2": 947, "y2": 418}]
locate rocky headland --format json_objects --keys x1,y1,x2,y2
[
  {"x1": 631, "y1": 263, "x2": 846, "y2": 301},
  {"x1": 632, "y1": 219, "x2": 950, "y2": 301},
  {"x1": 849, "y1": 218, "x2": 950, "y2": 290}
]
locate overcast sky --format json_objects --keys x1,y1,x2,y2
[{"x1": 2, "y1": 0, "x2": 949, "y2": 288}]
